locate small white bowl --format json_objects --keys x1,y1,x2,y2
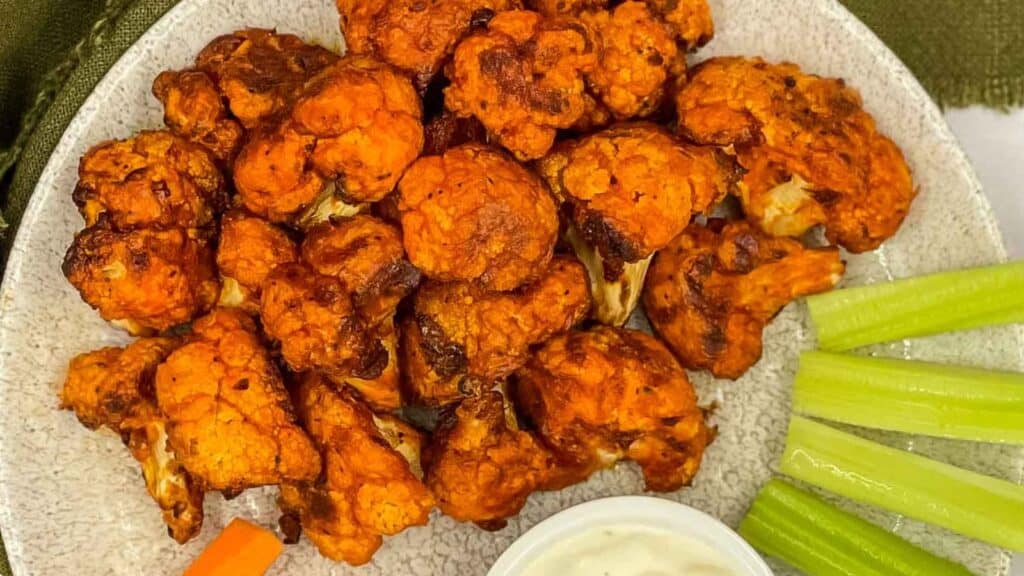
[{"x1": 487, "y1": 496, "x2": 773, "y2": 576}]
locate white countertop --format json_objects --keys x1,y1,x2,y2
[{"x1": 944, "y1": 106, "x2": 1024, "y2": 575}]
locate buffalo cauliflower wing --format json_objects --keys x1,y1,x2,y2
[
  {"x1": 73, "y1": 130, "x2": 226, "y2": 231},
  {"x1": 400, "y1": 255, "x2": 591, "y2": 406},
  {"x1": 581, "y1": 2, "x2": 682, "y2": 119},
  {"x1": 525, "y1": 0, "x2": 712, "y2": 51},
  {"x1": 233, "y1": 57, "x2": 423, "y2": 222},
  {"x1": 336, "y1": 0, "x2": 519, "y2": 90},
  {"x1": 260, "y1": 262, "x2": 388, "y2": 381},
  {"x1": 279, "y1": 373, "x2": 433, "y2": 566},
  {"x1": 444, "y1": 10, "x2": 597, "y2": 160},
  {"x1": 398, "y1": 143, "x2": 558, "y2": 290},
  {"x1": 194, "y1": 28, "x2": 338, "y2": 129},
  {"x1": 216, "y1": 209, "x2": 299, "y2": 313},
  {"x1": 513, "y1": 326, "x2": 712, "y2": 491},
  {"x1": 643, "y1": 219, "x2": 844, "y2": 379},
  {"x1": 423, "y1": 391, "x2": 556, "y2": 529},
  {"x1": 675, "y1": 57, "x2": 915, "y2": 253},
  {"x1": 154, "y1": 308, "x2": 321, "y2": 492},
  {"x1": 60, "y1": 339, "x2": 205, "y2": 543},
  {"x1": 537, "y1": 122, "x2": 738, "y2": 324},
  {"x1": 291, "y1": 57, "x2": 424, "y2": 203},
  {"x1": 301, "y1": 214, "x2": 420, "y2": 325},
  {"x1": 63, "y1": 226, "x2": 219, "y2": 334},
  {"x1": 60, "y1": 337, "x2": 178, "y2": 431},
  {"x1": 232, "y1": 124, "x2": 324, "y2": 223},
  {"x1": 152, "y1": 70, "x2": 244, "y2": 163}
]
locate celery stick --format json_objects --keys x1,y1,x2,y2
[
  {"x1": 739, "y1": 479, "x2": 974, "y2": 576},
  {"x1": 780, "y1": 416, "x2": 1024, "y2": 551},
  {"x1": 793, "y1": 351, "x2": 1024, "y2": 443},
  {"x1": 806, "y1": 261, "x2": 1024, "y2": 351}
]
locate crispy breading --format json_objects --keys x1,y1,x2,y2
[
  {"x1": 424, "y1": 391, "x2": 555, "y2": 529},
  {"x1": 233, "y1": 57, "x2": 424, "y2": 221},
  {"x1": 675, "y1": 57, "x2": 915, "y2": 252},
  {"x1": 62, "y1": 226, "x2": 219, "y2": 334},
  {"x1": 216, "y1": 210, "x2": 299, "y2": 313},
  {"x1": 513, "y1": 326, "x2": 711, "y2": 491},
  {"x1": 401, "y1": 255, "x2": 591, "y2": 406},
  {"x1": 260, "y1": 262, "x2": 388, "y2": 381},
  {"x1": 301, "y1": 214, "x2": 420, "y2": 326},
  {"x1": 154, "y1": 308, "x2": 321, "y2": 492},
  {"x1": 291, "y1": 57, "x2": 424, "y2": 203},
  {"x1": 444, "y1": 10, "x2": 597, "y2": 160},
  {"x1": 336, "y1": 0, "x2": 520, "y2": 90},
  {"x1": 60, "y1": 339, "x2": 204, "y2": 543},
  {"x1": 72, "y1": 130, "x2": 226, "y2": 231},
  {"x1": 194, "y1": 29, "x2": 338, "y2": 129},
  {"x1": 279, "y1": 373, "x2": 433, "y2": 566},
  {"x1": 152, "y1": 70, "x2": 244, "y2": 163},
  {"x1": 232, "y1": 124, "x2": 324, "y2": 223},
  {"x1": 537, "y1": 122, "x2": 738, "y2": 277},
  {"x1": 581, "y1": 2, "x2": 682, "y2": 119},
  {"x1": 398, "y1": 143, "x2": 558, "y2": 290},
  {"x1": 643, "y1": 220, "x2": 844, "y2": 379},
  {"x1": 60, "y1": 338, "x2": 178, "y2": 431}
]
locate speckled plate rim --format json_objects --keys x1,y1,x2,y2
[{"x1": 0, "y1": 0, "x2": 1019, "y2": 574}]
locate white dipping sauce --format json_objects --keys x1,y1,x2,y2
[{"x1": 518, "y1": 524, "x2": 739, "y2": 576}]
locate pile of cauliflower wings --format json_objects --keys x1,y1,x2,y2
[{"x1": 59, "y1": 0, "x2": 913, "y2": 565}]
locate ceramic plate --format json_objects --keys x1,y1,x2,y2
[{"x1": 0, "y1": 0, "x2": 1021, "y2": 574}]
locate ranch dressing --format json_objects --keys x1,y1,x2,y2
[{"x1": 518, "y1": 524, "x2": 739, "y2": 576}]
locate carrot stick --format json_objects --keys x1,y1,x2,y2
[{"x1": 184, "y1": 518, "x2": 284, "y2": 576}]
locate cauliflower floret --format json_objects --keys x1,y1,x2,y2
[
  {"x1": 525, "y1": 0, "x2": 713, "y2": 51},
  {"x1": 260, "y1": 262, "x2": 388, "y2": 381},
  {"x1": 152, "y1": 70, "x2": 244, "y2": 163},
  {"x1": 194, "y1": 29, "x2": 338, "y2": 129},
  {"x1": 581, "y1": 2, "x2": 682, "y2": 119},
  {"x1": 644, "y1": 0, "x2": 713, "y2": 51},
  {"x1": 537, "y1": 122, "x2": 738, "y2": 324},
  {"x1": 216, "y1": 210, "x2": 299, "y2": 313},
  {"x1": 62, "y1": 226, "x2": 219, "y2": 334},
  {"x1": 73, "y1": 130, "x2": 226, "y2": 231},
  {"x1": 336, "y1": 0, "x2": 520, "y2": 89},
  {"x1": 60, "y1": 339, "x2": 205, "y2": 543},
  {"x1": 60, "y1": 337, "x2": 178, "y2": 431},
  {"x1": 675, "y1": 57, "x2": 915, "y2": 252},
  {"x1": 233, "y1": 57, "x2": 424, "y2": 222},
  {"x1": 643, "y1": 220, "x2": 844, "y2": 378},
  {"x1": 154, "y1": 308, "x2": 321, "y2": 492},
  {"x1": 513, "y1": 326, "x2": 711, "y2": 491},
  {"x1": 398, "y1": 143, "x2": 558, "y2": 291},
  {"x1": 400, "y1": 255, "x2": 591, "y2": 406},
  {"x1": 291, "y1": 57, "x2": 424, "y2": 203},
  {"x1": 301, "y1": 214, "x2": 420, "y2": 325},
  {"x1": 232, "y1": 124, "x2": 324, "y2": 223},
  {"x1": 444, "y1": 10, "x2": 597, "y2": 160},
  {"x1": 424, "y1": 391, "x2": 556, "y2": 530},
  {"x1": 279, "y1": 373, "x2": 433, "y2": 566}
]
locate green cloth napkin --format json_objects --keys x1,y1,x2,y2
[{"x1": 0, "y1": 0, "x2": 1021, "y2": 573}]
